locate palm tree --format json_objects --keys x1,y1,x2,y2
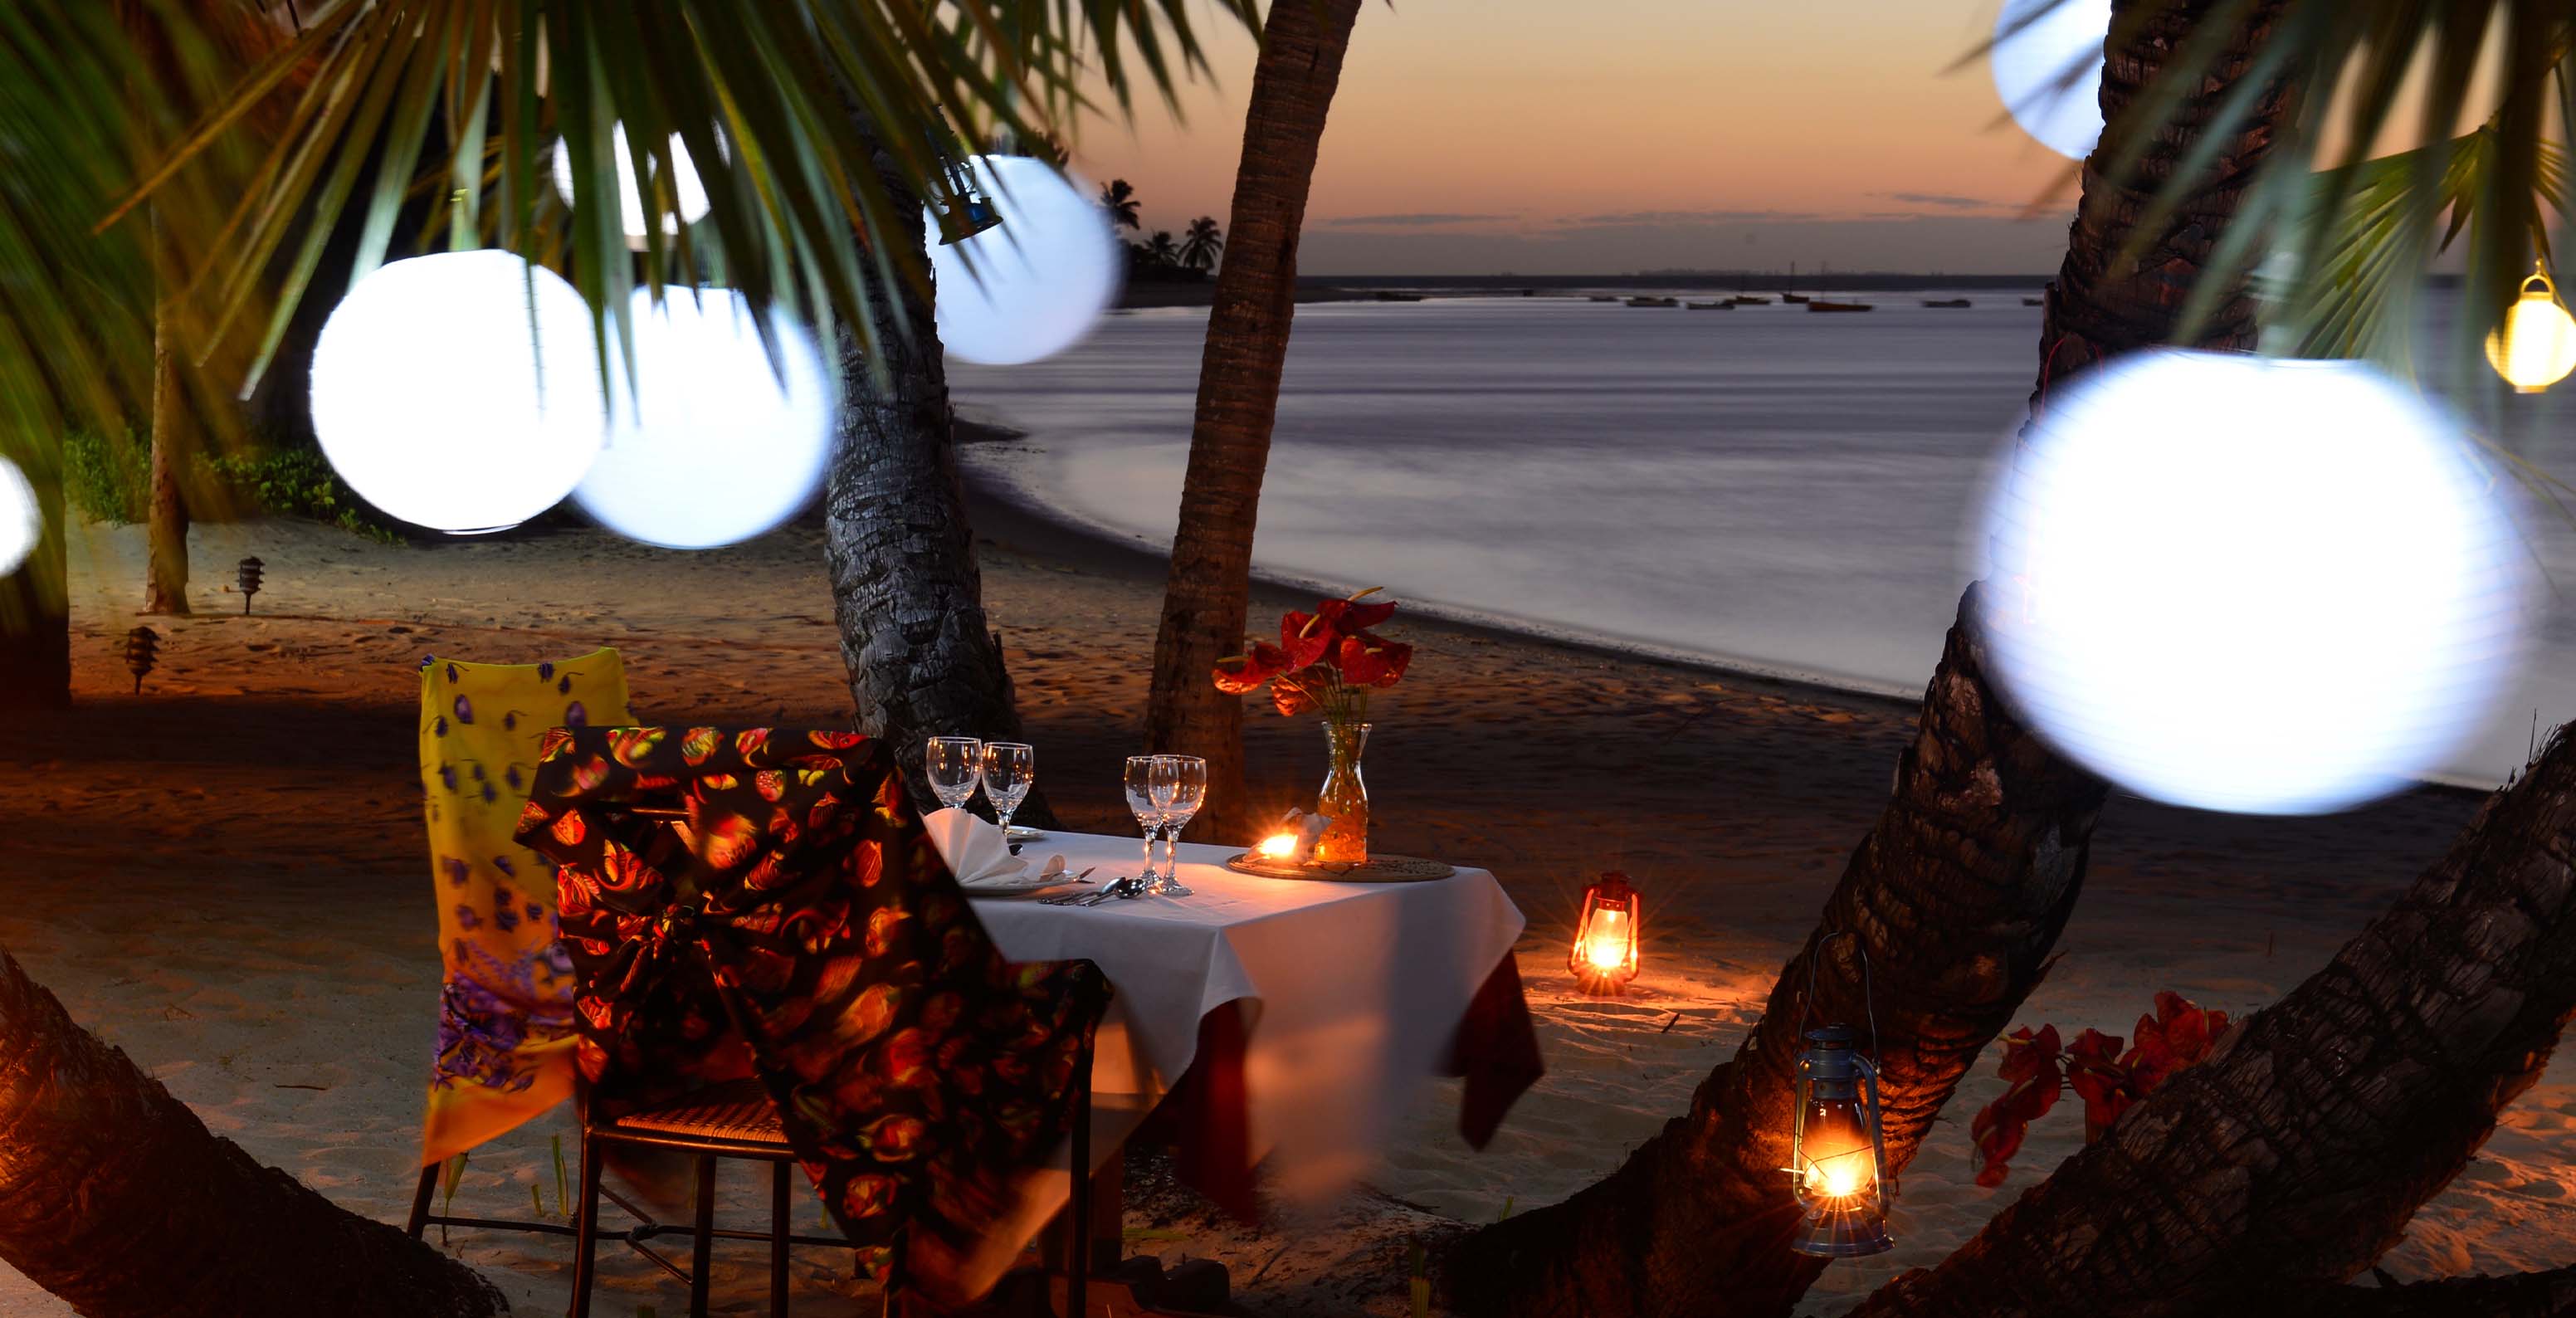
[
  {"x1": 1178, "y1": 214, "x2": 1223, "y2": 271},
  {"x1": 1145, "y1": 0, "x2": 1365, "y2": 837},
  {"x1": 1142, "y1": 228, "x2": 1182, "y2": 267},
  {"x1": 1100, "y1": 177, "x2": 1143, "y2": 230}
]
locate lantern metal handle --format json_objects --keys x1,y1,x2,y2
[{"x1": 1797, "y1": 928, "x2": 1880, "y2": 1064}]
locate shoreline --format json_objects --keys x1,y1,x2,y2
[
  {"x1": 954, "y1": 413, "x2": 2503, "y2": 800},
  {"x1": 954, "y1": 412, "x2": 1929, "y2": 722}
]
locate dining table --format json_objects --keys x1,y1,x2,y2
[{"x1": 953, "y1": 829, "x2": 1544, "y2": 1292}]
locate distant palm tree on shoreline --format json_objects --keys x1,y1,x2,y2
[
  {"x1": 1100, "y1": 178, "x2": 1142, "y2": 232},
  {"x1": 1179, "y1": 216, "x2": 1224, "y2": 271},
  {"x1": 1143, "y1": 229, "x2": 1180, "y2": 267}
]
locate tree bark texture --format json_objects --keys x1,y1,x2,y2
[
  {"x1": 1449, "y1": 4, "x2": 2297, "y2": 1313},
  {"x1": 822, "y1": 143, "x2": 1048, "y2": 823},
  {"x1": 1447, "y1": 593, "x2": 2110, "y2": 1316},
  {"x1": 1142, "y1": 0, "x2": 1364, "y2": 840},
  {"x1": 144, "y1": 237, "x2": 191, "y2": 617},
  {"x1": 1850, "y1": 724, "x2": 2576, "y2": 1318},
  {"x1": 2032, "y1": 0, "x2": 2293, "y2": 401},
  {"x1": 0, "y1": 948, "x2": 507, "y2": 1316},
  {"x1": 0, "y1": 463, "x2": 70, "y2": 711}
]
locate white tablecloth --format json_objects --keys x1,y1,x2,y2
[{"x1": 965, "y1": 832, "x2": 1525, "y2": 1239}]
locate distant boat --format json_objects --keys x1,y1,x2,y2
[
  {"x1": 1921, "y1": 298, "x2": 1972, "y2": 309},
  {"x1": 1807, "y1": 300, "x2": 1873, "y2": 314},
  {"x1": 1686, "y1": 300, "x2": 1734, "y2": 310},
  {"x1": 1627, "y1": 295, "x2": 1681, "y2": 308},
  {"x1": 1371, "y1": 290, "x2": 1426, "y2": 302},
  {"x1": 1782, "y1": 292, "x2": 1811, "y2": 305},
  {"x1": 1727, "y1": 295, "x2": 1772, "y2": 305},
  {"x1": 1588, "y1": 294, "x2": 1622, "y2": 303},
  {"x1": 2022, "y1": 296, "x2": 2045, "y2": 306}
]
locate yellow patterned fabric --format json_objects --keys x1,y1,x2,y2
[{"x1": 417, "y1": 648, "x2": 632, "y2": 1167}]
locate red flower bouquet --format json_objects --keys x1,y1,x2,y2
[
  {"x1": 1212, "y1": 588, "x2": 1413, "y2": 722},
  {"x1": 1212, "y1": 588, "x2": 1412, "y2": 864}
]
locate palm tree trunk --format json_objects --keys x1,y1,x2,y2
[
  {"x1": 1447, "y1": 593, "x2": 2110, "y2": 1316},
  {"x1": 1142, "y1": 0, "x2": 1364, "y2": 838},
  {"x1": 144, "y1": 234, "x2": 191, "y2": 617},
  {"x1": 0, "y1": 947, "x2": 505, "y2": 1316},
  {"x1": 0, "y1": 461, "x2": 71, "y2": 712},
  {"x1": 822, "y1": 138, "x2": 1049, "y2": 823},
  {"x1": 1446, "y1": 4, "x2": 2291, "y2": 1314},
  {"x1": 1850, "y1": 723, "x2": 2576, "y2": 1318}
]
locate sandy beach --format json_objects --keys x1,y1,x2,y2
[{"x1": 0, "y1": 476, "x2": 2565, "y2": 1316}]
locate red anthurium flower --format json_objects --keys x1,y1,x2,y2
[
  {"x1": 1213, "y1": 642, "x2": 1290, "y2": 695},
  {"x1": 1337, "y1": 632, "x2": 1413, "y2": 688},
  {"x1": 1317, "y1": 594, "x2": 1398, "y2": 633},
  {"x1": 1969, "y1": 1025, "x2": 2063, "y2": 1187},
  {"x1": 1272, "y1": 674, "x2": 1320, "y2": 716},
  {"x1": 1280, "y1": 610, "x2": 1337, "y2": 668},
  {"x1": 2065, "y1": 1028, "x2": 2132, "y2": 1140},
  {"x1": 2125, "y1": 991, "x2": 2229, "y2": 1093}
]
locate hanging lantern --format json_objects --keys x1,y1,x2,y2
[
  {"x1": 1569, "y1": 871, "x2": 1642, "y2": 993},
  {"x1": 2486, "y1": 262, "x2": 2576, "y2": 393},
  {"x1": 925, "y1": 154, "x2": 1120, "y2": 365},
  {"x1": 237, "y1": 556, "x2": 264, "y2": 614},
  {"x1": 931, "y1": 143, "x2": 1002, "y2": 245},
  {"x1": 1787, "y1": 933, "x2": 1894, "y2": 1257},
  {"x1": 124, "y1": 626, "x2": 160, "y2": 694}
]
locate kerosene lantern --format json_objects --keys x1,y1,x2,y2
[
  {"x1": 1788, "y1": 933, "x2": 1894, "y2": 1257},
  {"x1": 1569, "y1": 871, "x2": 1642, "y2": 993}
]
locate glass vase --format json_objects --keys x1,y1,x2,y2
[{"x1": 1315, "y1": 720, "x2": 1371, "y2": 865}]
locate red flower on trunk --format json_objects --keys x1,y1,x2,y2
[{"x1": 1969, "y1": 992, "x2": 2236, "y2": 1184}]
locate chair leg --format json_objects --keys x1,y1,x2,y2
[
  {"x1": 570, "y1": 1134, "x2": 604, "y2": 1318},
  {"x1": 690, "y1": 1154, "x2": 718, "y2": 1318},
  {"x1": 405, "y1": 1161, "x2": 441, "y2": 1238},
  {"x1": 1068, "y1": 1042, "x2": 1092, "y2": 1318},
  {"x1": 770, "y1": 1160, "x2": 791, "y2": 1318}
]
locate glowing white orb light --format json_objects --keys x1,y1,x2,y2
[
  {"x1": 574, "y1": 288, "x2": 835, "y2": 549},
  {"x1": 310, "y1": 251, "x2": 606, "y2": 534},
  {"x1": 926, "y1": 154, "x2": 1120, "y2": 365},
  {"x1": 2486, "y1": 264, "x2": 2576, "y2": 393},
  {"x1": 1974, "y1": 349, "x2": 2530, "y2": 815},
  {"x1": 1992, "y1": 0, "x2": 2111, "y2": 160},
  {"x1": 551, "y1": 125, "x2": 710, "y2": 241},
  {"x1": 0, "y1": 456, "x2": 37, "y2": 575}
]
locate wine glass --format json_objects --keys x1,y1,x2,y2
[
  {"x1": 1149, "y1": 754, "x2": 1207, "y2": 897},
  {"x1": 1124, "y1": 755, "x2": 1166, "y2": 886},
  {"x1": 925, "y1": 736, "x2": 983, "y2": 813},
  {"x1": 978, "y1": 741, "x2": 1036, "y2": 841}
]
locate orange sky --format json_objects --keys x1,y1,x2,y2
[{"x1": 1061, "y1": 1, "x2": 2091, "y2": 276}]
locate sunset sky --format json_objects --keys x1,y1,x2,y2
[{"x1": 1063, "y1": 1, "x2": 2089, "y2": 276}]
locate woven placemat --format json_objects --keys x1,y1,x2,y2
[{"x1": 1223, "y1": 852, "x2": 1456, "y2": 882}]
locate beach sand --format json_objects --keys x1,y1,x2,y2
[{"x1": 0, "y1": 479, "x2": 2566, "y2": 1316}]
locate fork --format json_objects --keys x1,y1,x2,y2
[
  {"x1": 1042, "y1": 874, "x2": 1126, "y2": 906},
  {"x1": 1070, "y1": 876, "x2": 1142, "y2": 907}
]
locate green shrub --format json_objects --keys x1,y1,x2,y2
[
  {"x1": 199, "y1": 448, "x2": 402, "y2": 544},
  {"x1": 62, "y1": 429, "x2": 149, "y2": 525}
]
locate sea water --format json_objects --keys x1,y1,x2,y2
[{"x1": 947, "y1": 293, "x2": 2576, "y2": 797}]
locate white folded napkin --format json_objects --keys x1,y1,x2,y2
[{"x1": 925, "y1": 808, "x2": 1027, "y2": 887}]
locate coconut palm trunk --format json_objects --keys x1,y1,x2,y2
[
  {"x1": 144, "y1": 256, "x2": 191, "y2": 617},
  {"x1": 0, "y1": 947, "x2": 505, "y2": 1317},
  {"x1": 1447, "y1": 2, "x2": 2293, "y2": 1313},
  {"x1": 1143, "y1": 0, "x2": 1364, "y2": 837},
  {"x1": 822, "y1": 139, "x2": 1049, "y2": 822},
  {"x1": 1851, "y1": 721, "x2": 2576, "y2": 1317}
]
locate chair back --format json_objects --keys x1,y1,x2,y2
[
  {"x1": 417, "y1": 649, "x2": 632, "y2": 1167},
  {"x1": 518, "y1": 725, "x2": 1110, "y2": 1305}
]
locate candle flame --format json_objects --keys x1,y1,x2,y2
[
  {"x1": 1582, "y1": 908, "x2": 1632, "y2": 970},
  {"x1": 1256, "y1": 832, "x2": 1298, "y2": 860}
]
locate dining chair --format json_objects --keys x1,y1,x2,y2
[
  {"x1": 404, "y1": 648, "x2": 632, "y2": 1242},
  {"x1": 523, "y1": 725, "x2": 1112, "y2": 1318}
]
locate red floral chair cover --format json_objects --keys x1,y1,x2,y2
[{"x1": 515, "y1": 725, "x2": 1110, "y2": 1303}]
